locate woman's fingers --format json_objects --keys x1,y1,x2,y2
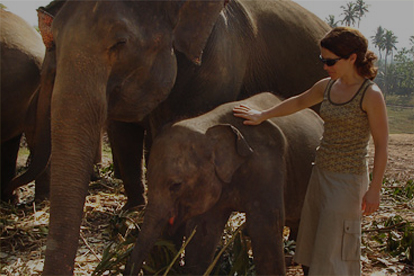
[
  {"x1": 233, "y1": 104, "x2": 263, "y2": 125},
  {"x1": 233, "y1": 104, "x2": 251, "y2": 113}
]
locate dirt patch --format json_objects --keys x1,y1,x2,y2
[{"x1": 368, "y1": 134, "x2": 414, "y2": 182}]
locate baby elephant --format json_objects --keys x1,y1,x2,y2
[{"x1": 125, "y1": 93, "x2": 323, "y2": 276}]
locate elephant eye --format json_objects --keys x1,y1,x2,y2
[
  {"x1": 109, "y1": 38, "x2": 127, "y2": 52},
  {"x1": 169, "y1": 182, "x2": 182, "y2": 193}
]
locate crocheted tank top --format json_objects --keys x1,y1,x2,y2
[{"x1": 315, "y1": 79, "x2": 373, "y2": 175}]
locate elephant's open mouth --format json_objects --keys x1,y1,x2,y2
[{"x1": 167, "y1": 203, "x2": 189, "y2": 235}]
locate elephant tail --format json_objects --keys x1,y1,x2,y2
[{"x1": 5, "y1": 155, "x2": 50, "y2": 198}]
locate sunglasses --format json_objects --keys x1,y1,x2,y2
[{"x1": 319, "y1": 55, "x2": 342, "y2": 67}]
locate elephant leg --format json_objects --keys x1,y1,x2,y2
[
  {"x1": 246, "y1": 203, "x2": 286, "y2": 276},
  {"x1": 34, "y1": 163, "x2": 51, "y2": 202},
  {"x1": 90, "y1": 131, "x2": 103, "y2": 181},
  {"x1": 184, "y1": 207, "x2": 232, "y2": 275},
  {"x1": 23, "y1": 146, "x2": 51, "y2": 202},
  {"x1": 112, "y1": 149, "x2": 121, "y2": 179},
  {"x1": 107, "y1": 121, "x2": 145, "y2": 209},
  {"x1": 1, "y1": 135, "x2": 21, "y2": 201},
  {"x1": 302, "y1": 265, "x2": 310, "y2": 276}
]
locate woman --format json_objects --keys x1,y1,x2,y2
[{"x1": 233, "y1": 27, "x2": 388, "y2": 275}]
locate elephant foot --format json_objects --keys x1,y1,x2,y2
[
  {"x1": 122, "y1": 196, "x2": 146, "y2": 211},
  {"x1": 90, "y1": 165, "x2": 101, "y2": 181},
  {"x1": 302, "y1": 265, "x2": 310, "y2": 276},
  {"x1": 285, "y1": 254, "x2": 295, "y2": 267},
  {"x1": 34, "y1": 169, "x2": 51, "y2": 202},
  {"x1": 34, "y1": 192, "x2": 49, "y2": 203}
]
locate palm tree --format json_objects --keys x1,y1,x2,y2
[
  {"x1": 354, "y1": 0, "x2": 369, "y2": 28},
  {"x1": 325, "y1": 15, "x2": 339, "y2": 28},
  {"x1": 371, "y1": 26, "x2": 385, "y2": 61},
  {"x1": 341, "y1": 2, "x2": 358, "y2": 27},
  {"x1": 382, "y1": 29, "x2": 398, "y2": 99},
  {"x1": 384, "y1": 29, "x2": 398, "y2": 65}
]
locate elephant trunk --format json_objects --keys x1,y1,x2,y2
[
  {"x1": 42, "y1": 52, "x2": 107, "y2": 275},
  {"x1": 124, "y1": 200, "x2": 170, "y2": 276},
  {"x1": 5, "y1": 50, "x2": 56, "y2": 197}
]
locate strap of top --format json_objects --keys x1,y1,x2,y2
[
  {"x1": 324, "y1": 79, "x2": 373, "y2": 110},
  {"x1": 324, "y1": 79, "x2": 336, "y2": 98},
  {"x1": 359, "y1": 79, "x2": 374, "y2": 113}
]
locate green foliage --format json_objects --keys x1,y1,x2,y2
[
  {"x1": 392, "y1": 179, "x2": 414, "y2": 201},
  {"x1": 365, "y1": 179, "x2": 414, "y2": 266},
  {"x1": 340, "y1": 2, "x2": 358, "y2": 27},
  {"x1": 325, "y1": 15, "x2": 339, "y2": 28},
  {"x1": 100, "y1": 162, "x2": 115, "y2": 176},
  {"x1": 339, "y1": 0, "x2": 369, "y2": 27},
  {"x1": 92, "y1": 237, "x2": 135, "y2": 276},
  {"x1": 383, "y1": 179, "x2": 414, "y2": 203},
  {"x1": 209, "y1": 224, "x2": 255, "y2": 276},
  {"x1": 92, "y1": 213, "x2": 253, "y2": 276},
  {"x1": 93, "y1": 209, "x2": 184, "y2": 276},
  {"x1": 373, "y1": 29, "x2": 413, "y2": 100},
  {"x1": 354, "y1": 0, "x2": 369, "y2": 28},
  {"x1": 387, "y1": 49, "x2": 414, "y2": 97},
  {"x1": 284, "y1": 239, "x2": 296, "y2": 256},
  {"x1": 369, "y1": 215, "x2": 414, "y2": 265}
]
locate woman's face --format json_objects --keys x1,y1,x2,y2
[{"x1": 320, "y1": 47, "x2": 352, "y2": 80}]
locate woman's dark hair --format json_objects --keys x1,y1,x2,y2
[{"x1": 320, "y1": 27, "x2": 378, "y2": 80}]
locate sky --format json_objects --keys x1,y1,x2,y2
[{"x1": 2, "y1": 0, "x2": 413, "y2": 50}]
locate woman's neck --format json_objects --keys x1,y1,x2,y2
[{"x1": 338, "y1": 71, "x2": 365, "y2": 86}]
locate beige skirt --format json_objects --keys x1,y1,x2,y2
[{"x1": 293, "y1": 165, "x2": 369, "y2": 276}]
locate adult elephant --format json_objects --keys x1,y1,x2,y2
[
  {"x1": 25, "y1": 0, "x2": 329, "y2": 274},
  {"x1": 0, "y1": 9, "x2": 48, "y2": 201},
  {"x1": 125, "y1": 93, "x2": 324, "y2": 275}
]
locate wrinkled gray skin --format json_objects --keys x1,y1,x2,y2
[
  {"x1": 126, "y1": 93, "x2": 324, "y2": 275},
  {"x1": 0, "y1": 9, "x2": 49, "y2": 201},
  {"x1": 23, "y1": 0, "x2": 329, "y2": 274}
]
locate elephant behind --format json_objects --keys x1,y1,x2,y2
[
  {"x1": 0, "y1": 9, "x2": 47, "y2": 201},
  {"x1": 126, "y1": 92, "x2": 324, "y2": 275}
]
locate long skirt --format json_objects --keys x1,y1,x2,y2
[{"x1": 293, "y1": 165, "x2": 369, "y2": 276}]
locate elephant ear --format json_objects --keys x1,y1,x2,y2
[
  {"x1": 173, "y1": 0, "x2": 226, "y2": 65},
  {"x1": 206, "y1": 124, "x2": 254, "y2": 184},
  {"x1": 37, "y1": 9, "x2": 54, "y2": 50},
  {"x1": 37, "y1": 1, "x2": 66, "y2": 50}
]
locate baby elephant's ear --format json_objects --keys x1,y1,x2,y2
[{"x1": 206, "y1": 124, "x2": 253, "y2": 183}]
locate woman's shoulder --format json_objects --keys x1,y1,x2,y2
[
  {"x1": 311, "y1": 77, "x2": 331, "y2": 96},
  {"x1": 362, "y1": 81, "x2": 386, "y2": 111},
  {"x1": 312, "y1": 77, "x2": 331, "y2": 91},
  {"x1": 365, "y1": 81, "x2": 384, "y2": 100},
  {"x1": 316, "y1": 77, "x2": 331, "y2": 86}
]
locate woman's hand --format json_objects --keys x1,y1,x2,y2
[
  {"x1": 233, "y1": 104, "x2": 265, "y2": 125},
  {"x1": 361, "y1": 186, "x2": 381, "y2": 216}
]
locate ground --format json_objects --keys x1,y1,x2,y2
[
  {"x1": 373, "y1": 134, "x2": 414, "y2": 182},
  {"x1": 1, "y1": 134, "x2": 413, "y2": 276}
]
